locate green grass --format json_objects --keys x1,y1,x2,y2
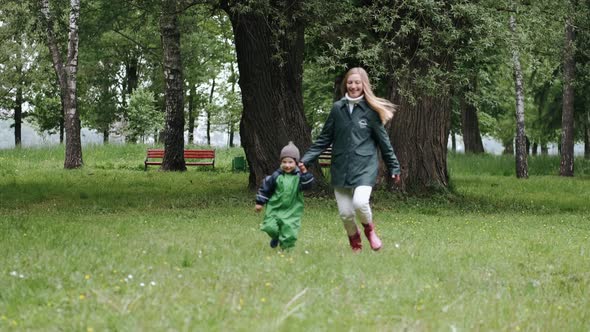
[{"x1": 1, "y1": 146, "x2": 589, "y2": 331}]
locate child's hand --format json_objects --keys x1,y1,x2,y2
[
  {"x1": 255, "y1": 204, "x2": 263, "y2": 212},
  {"x1": 392, "y1": 174, "x2": 401, "y2": 185},
  {"x1": 298, "y1": 162, "x2": 307, "y2": 173}
]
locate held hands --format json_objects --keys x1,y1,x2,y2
[
  {"x1": 255, "y1": 204, "x2": 263, "y2": 213},
  {"x1": 298, "y1": 162, "x2": 307, "y2": 173},
  {"x1": 392, "y1": 174, "x2": 401, "y2": 185}
]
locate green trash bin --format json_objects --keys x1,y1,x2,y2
[{"x1": 232, "y1": 156, "x2": 247, "y2": 172}]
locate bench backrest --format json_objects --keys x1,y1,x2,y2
[
  {"x1": 318, "y1": 147, "x2": 332, "y2": 166},
  {"x1": 146, "y1": 149, "x2": 215, "y2": 159},
  {"x1": 184, "y1": 149, "x2": 215, "y2": 159}
]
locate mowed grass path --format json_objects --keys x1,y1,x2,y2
[{"x1": 1, "y1": 145, "x2": 589, "y2": 331}]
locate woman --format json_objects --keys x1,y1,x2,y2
[{"x1": 300, "y1": 67, "x2": 401, "y2": 252}]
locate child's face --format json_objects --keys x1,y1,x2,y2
[
  {"x1": 280, "y1": 157, "x2": 297, "y2": 173},
  {"x1": 346, "y1": 73, "x2": 363, "y2": 98}
]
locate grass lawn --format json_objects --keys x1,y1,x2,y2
[{"x1": 1, "y1": 145, "x2": 589, "y2": 331}]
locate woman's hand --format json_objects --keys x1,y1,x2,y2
[
  {"x1": 255, "y1": 204, "x2": 263, "y2": 212},
  {"x1": 392, "y1": 174, "x2": 401, "y2": 185},
  {"x1": 298, "y1": 162, "x2": 308, "y2": 173}
]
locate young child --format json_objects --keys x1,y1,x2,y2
[{"x1": 255, "y1": 141, "x2": 314, "y2": 250}]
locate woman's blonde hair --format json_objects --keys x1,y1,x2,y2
[{"x1": 341, "y1": 67, "x2": 396, "y2": 124}]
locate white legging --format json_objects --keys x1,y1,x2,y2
[{"x1": 334, "y1": 186, "x2": 373, "y2": 236}]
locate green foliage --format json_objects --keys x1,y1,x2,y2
[
  {"x1": 0, "y1": 145, "x2": 589, "y2": 330},
  {"x1": 125, "y1": 88, "x2": 163, "y2": 142},
  {"x1": 302, "y1": 62, "x2": 334, "y2": 136}
]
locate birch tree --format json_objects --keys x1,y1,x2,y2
[
  {"x1": 509, "y1": 13, "x2": 528, "y2": 179},
  {"x1": 39, "y1": 0, "x2": 82, "y2": 168}
]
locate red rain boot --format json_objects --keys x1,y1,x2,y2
[
  {"x1": 348, "y1": 231, "x2": 362, "y2": 252},
  {"x1": 363, "y1": 223, "x2": 382, "y2": 251}
]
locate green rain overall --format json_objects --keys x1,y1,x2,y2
[{"x1": 260, "y1": 173, "x2": 304, "y2": 249}]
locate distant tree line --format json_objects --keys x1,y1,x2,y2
[{"x1": 0, "y1": 0, "x2": 589, "y2": 193}]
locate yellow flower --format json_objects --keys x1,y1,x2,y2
[
  {"x1": 79, "y1": 294, "x2": 86, "y2": 300},
  {"x1": 261, "y1": 298, "x2": 266, "y2": 303},
  {"x1": 265, "y1": 282, "x2": 271, "y2": 287},
  {"x1": 87, "y1": 328, "x2": 95, "y2": 332},
  {"x1": 85, "y1": 274, "x2": 91, "y2": 280}
]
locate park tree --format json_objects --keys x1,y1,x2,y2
[
  {"x1": 560, "y1": 11, "x2": 575, "y2": 176},
  {"x1": 38, "y1": 0, "x2": 83, "y2": 168},
  {"x1": 160, "y1": 0, "x2": 186, "y2": 171},
  {"x1": 508, "y1": 12, "x2": 528, "y2": 178},
  {"x1": 221, "y1": 0, "x2": 312, "y2": 189},
  {"x1": 0, "y1": 1, "x2": 32, "y2": 147},
  {"x1": 126, "y1": 87, "x2": 163, "y2": 142}
]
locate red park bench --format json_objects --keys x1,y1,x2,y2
[
  {"x1": 319, "y1": 146, "x2": 332, "y2": 168},
  {"x1": 144, "y1": 149, "x2": 215, "y2": 171}
]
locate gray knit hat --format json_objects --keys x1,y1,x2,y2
[{"x1": 280, "y1": 141, "x2": 300, "y2": 162}]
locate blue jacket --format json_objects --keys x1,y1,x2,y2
[{"x1": 256, "y1": 167, "x2": 314, "y2": 205}]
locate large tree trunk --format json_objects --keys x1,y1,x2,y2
[
  {"x1": 509, "y1": 15, "x2": 528, "y2": 179},
  {"x1": 40, "y1": 0, "x2": 83, "y2": 168},
  {"x1": 160, "y1": 0, "x2": 186, "y2": 171},
  {"x1": 188, "y1": 83, "x2": 196, "y2": 144},
  {"x1": 222, "y1": 0, "x2": 313, "y2": 190},
  {"x1": 560, "y1": 17, "x2": 575, "y2": 176},
  {"x1": 585, "y1": 112, "x2": 590, "y2": 159},
  {"x1": 389, "y1": 91, "x2": 451, "y2": 193},
  {"x1": 460, "y1": 96, "x2": 484, "y2": 154}
]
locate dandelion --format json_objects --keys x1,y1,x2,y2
[
  {"x1": 19, "y1": 274, "x2": 24, "y2": 279},
  {"x1": 127, "y1": 274, "x2": 133, "y2": 280},
  {"x1": 265, "y1": 282, "x2": 271, "y2": 287},
  {"x1": 395, "y1": 243, "x2": 400, "y2": 249},
  {"x1": 140, "y1": 283, "x2": 145, "y2": 287},
  {"x1": 305, "y1": 250, "x2": 310, "y2": 254},
  {"x1": 261, "y1": 298, "x2": 266, "y2": 303},
  {"x1": 87, "y1": 327, "x2": 95, "y2": 332},
  {"x1": 79, "y1": 294, "x2": 86, "y2": 300},
  {"x1": 9, "y1": 271, "x2": 17, "y2": 277},
  {"x1": 85, "y1": 274, "x2": 91, "y2": 280},
  {"x1": 150, "y1": 281, "x2": 156, "y2": 286}
]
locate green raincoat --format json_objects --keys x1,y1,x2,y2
[{"x1": 256, "y1": 168, "x2": 314, "y2": 249}]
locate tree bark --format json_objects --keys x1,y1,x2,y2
[
  {"x1": 40, "y1": 0, "x2": 83, "y2": 168},
  {"x1": 560, "y1": 17, "x2": 575, "y2": 176},
  {"x1": 222, "y1": 0, "x2": 313, "y2": 189},
  {"x1": 509, "y1": 14, "x2": 528, "y2": 179},
  {"x1": 460, "y1": 95, "x2": 484, "y2": 154},
  {"x1": 207, "y1": 78, "x2": 215, "y2": 146},
  {"x1": 389, "y1": 91, "x2": 451, "y2": 193},
  {"x1": 160, "y1": 0, "x2": 186, "y2": 171},
  {"x1": 188, "y1": 83, "x2": 196, "y2": 144},
  {"x1": 15, "y1": 85, "x2": 23, "y2": 147}
]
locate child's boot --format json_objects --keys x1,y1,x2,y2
[
  {"x1": 363, "y1": 222, "x2": 382, "y2": 251},
  {"x1": 348, "y1": 230, "x2": 362, "y2": 252},
  {"x1": 270, "y1": 238, "x2": 280, "y2": 248}
]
